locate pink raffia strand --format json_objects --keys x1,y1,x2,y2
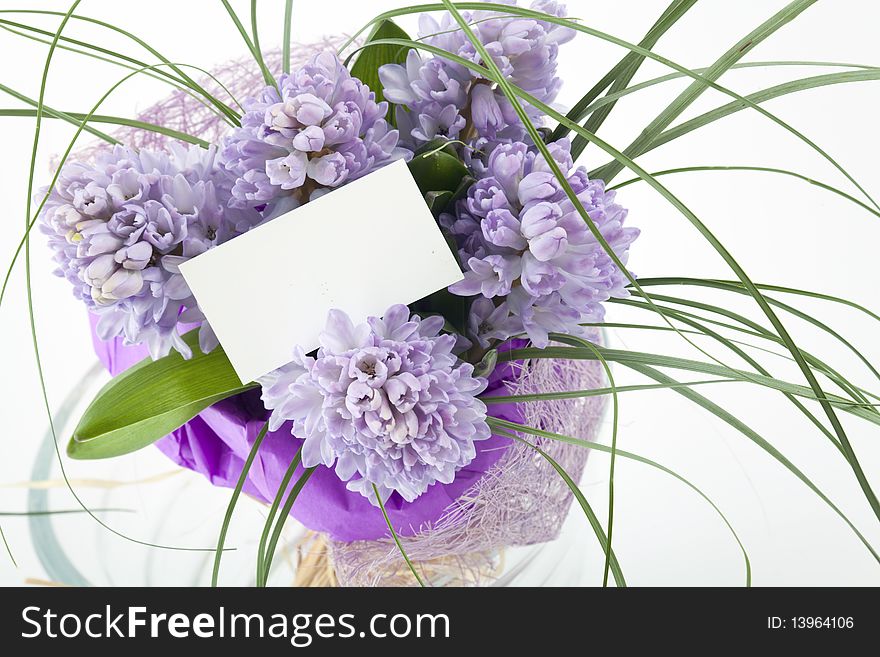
[{"x1": 73, "y1": 37, "x2": 605, "y2": 585}]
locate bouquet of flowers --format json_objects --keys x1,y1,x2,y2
[{"x1": 6, "y1": 0, "x2": 880, "y2": 587}]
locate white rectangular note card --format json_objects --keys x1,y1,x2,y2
[{"x1": 180, "y1": 159, "x2": 464, "y2": 384}]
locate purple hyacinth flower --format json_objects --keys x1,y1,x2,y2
[{"x1": 260, "y1": 305, "x2": 491, "y2": 504}]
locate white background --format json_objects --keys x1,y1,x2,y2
[{"x1": 0, "y1": 0, "x2": 879, "y2": 586}]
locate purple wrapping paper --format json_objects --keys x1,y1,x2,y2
[{"x1": 88, "y1": 314, "x2": 523, "y2": 541}]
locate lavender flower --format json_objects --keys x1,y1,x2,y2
[
  {"x1": 39, "y1": 143, "x2": 258, "y2": 359},
  {"x1": 221, "y1": 51, "x2": 410, "y2": 216},
  {"x1": 379, "y1": 0, "x2": 574, "y2": 150},
  {"x1": 260, "y1": 305, "x2": 491, "y2": 504},
  {"x1": 442, "y1": 138, "x2": 639, "y2": 347}
]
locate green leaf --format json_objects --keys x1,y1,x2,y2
[
  {"x1": 425, "y1": 190, "x2": 454, "y2": 217},
  {"x1": 407, "y1": 145, "x2": 470, "y2": 195},
  {"x1": 68, "y1": 331, "x2": 254, "y2": 460},
  {"x1": 350, "y1": 19, "x2": 411, "y2": 126},
  {"x1": 474, "y1": 348, "x2": 498, "y2": 378}
]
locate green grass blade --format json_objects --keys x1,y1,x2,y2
[
  {"x1": 623, "y1": 364, "x2": 880, "y2": 564},
  {"x1": 0, "y1": 509, "x2": 130, "y2": 516},
  {"x1": 483, "y1": 378, "x2": 737, "y2": 404},
  {"x1": 609, "y1": 165, "x2": 880, "y2": 222},
  {"x1": 490, "y1": 420, "x2": 751, "y2": 586},
  {"x1": 589, "y1": 0, "x2": 817, "y2": 181},
  {"x1": 601, "y1": 307, "x2": 845, "y2": 449},
  {"x1": 0, "y1": 19, "x2": 217, "y2": 113},
  {"x1": 641, "y1": 277, "x2": 880, "y2": 326},
  {"x1": 500, "y1": 346, "x2": 880, "y2": 421},
  {"x1": 550, "y1": 0, "x2": 698, "y2": 144},
  {"x1": 219, "y1": 0, "x2": 274, "y2": 86},
  {"x1": 0, "y1": 83, "x2": 117, "y2": 143},
  {"x1": 616, "y1": 297, "x2": 877, "y2": 410},
  {"x1": 256, "y1": 446, "x2": 303, "y2": 586},
  {"x1": 0, "y1": 9, "x2": 240, "y2": 123},
  {"x1": 572, "y1": 61, "x2": 879, "y2": 121},
  {"x1": 0, "y1": 108, "x2": 208, "y2": 147},
  {"x1": 282, "y1": 0, "x2": 293, "y2": 74},
  {"x1": 500, "y1": 431, "x2": 626, "y2": 587},
  {"x1": 260, "y1": 465, "x2": 315, "y2": 587},
  {"x1": 374, "y1": 484, "x2": 426, "y2": 587},
  {"x1": 634, "y1": 71, "x2": 880, "y2": 160},
  {"x1": 556, "y1": 334, "x2": 621, "y2": 586},
  {"x1": 634, "y1": 279, "x2": 880, "y2": 387},
  {"x1": 250, "y1": 0, "x2": 273, "y2": 84},
  {"x1": 212, "y1": 421, "x2": 269, "y2": 587}
]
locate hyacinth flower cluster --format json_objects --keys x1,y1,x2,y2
[
  {"x1": 39, "y1": 144, "x2": 259, "y2": 359},
  {"x1": 260, "y1": 305, "x2": 491, "y2": 504},
  {"x1": 379, "y1": 0, "x2": 575, "y2": 155},
  {"x1": 442, "y1": 138, "x2": 639, "y2": 348},
  {"x1": 221, "y1": 51, "x2": 410, "y2": 217}
]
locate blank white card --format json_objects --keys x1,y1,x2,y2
[{"x1": 180, "y1": 159, "x2": 464, "y2": 384}]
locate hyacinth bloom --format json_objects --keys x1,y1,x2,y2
[
  {"x1": 379, "y1": 0, "x2": 575, "y2": 151},
  {"x1": 260, "y1": 305, "x2": 491, "y2": 504},
  {"x1": 221, "y1": 51, "x2": 410, "y2": 216},
  {"x1": 39, "y1": 143, "x2": 258, "y2": 359},
  {"x1": 442, "y1": 138, "x2": 639, "y2": 347}
]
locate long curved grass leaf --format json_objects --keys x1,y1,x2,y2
[
  {"x1": 637, "y1": 70, "x2": 880, "y2": 159},
  {"x1": 603, "y1": 306, "x2": 845, "y2": 449},
  {"x1": 0, "y1": 18, "x2": 245, "y2": 114},
  {"x1": 621, "y1": 364, "x2": 880, "y2": 564},
  {"x1": 0, "y1": 509, "x2": 130, "y2": 516},
  {"x1": 256, "y1": 446, "x2": 303, "y2": 586},
  {"x1": 0, "y1": 9, "x2": 240, "y2": 123},
  {"x1": 634, "y1": 280, "x2": 880, "y2": 387},
  {"x1": 219, "y1": 0, "x2": 274, "y2": 86},
  {"x1": 609, "y1": 165, "x2": 880, "y2": 222},
  {"x1": 26, "y1": 364, "x2": 103, "y2": 586},
  {"x1": 642, "y1": 277, "x2": 880, "y2": 324},
  {"x1": 0, "y1": 20, "x2": 194, "y2": 92},
  {"x1": 0, "y1": 108, "x2": 207, "y2": 147},
  {"x1": 212, "y1": 421, "x2": 269, "y2": 587},
  {"x1": 489, "y1": 420, "x2": 751, "y2": 586},
  {"x1": 573, "y1": 61, "x2": 880, "y2": 122},
  {"x1": 260, "y1": 466, "x2": 315, "y2": 587},
  {"x1": 250, "y1": 0, "x2": 273, "y2": 84},
  {"x1": 550, "y1": 0, "x2": 698, "y2": 144},
  {"x1": 564, "y1": 336, "x2": 620, "y2": 586},
  {"x1": 483, "y1": 378, "x2": 737, "y2": 404},
  {"x1": 588, "y1": 0, "x2": 818, "y2": 180},
  {"x1": 374, "y1": 484, "x2": 426, "y2": 587},
  {"x1": 500, "y1": 431, "x2": 626, "y2": 586},
  {"x1": 282, "y1": 0, "x2": 293, "y2": 74},
  {"x1": 0, "y1": 83, "x2": 117, "y2": 143},
  {"x1": 613, "y1": 297, "x2": 876, "y2": 411}
]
